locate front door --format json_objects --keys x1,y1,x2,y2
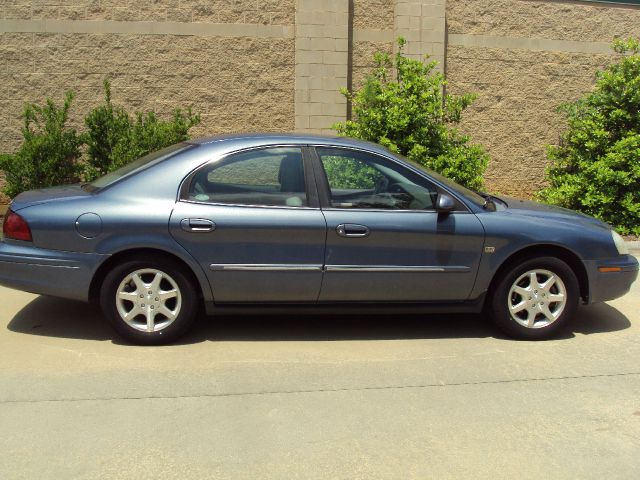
[
  {"x1": 170, "y1": 146, "x2": 326, "y2": 303},
  {"x1": 313, "y1": 147, "x2": 485, "y2": 302}
]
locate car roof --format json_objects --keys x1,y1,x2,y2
[{"x1": 185, "y1": 132, "x2": 386, "y2": 153}]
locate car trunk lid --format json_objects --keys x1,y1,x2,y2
[{"x1": 10, "y1": 184, "x2": 91, "y2": 211}]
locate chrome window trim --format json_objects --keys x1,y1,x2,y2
[
  {"x1": 180, "y1": 199, "x2": 321, "y2": 211},
  {"x1": 320, "y1": 207, "x2": 471, "y2": 214},
  {"x1": 178, "y1": 144, "x2": 314, "y2": 207}
]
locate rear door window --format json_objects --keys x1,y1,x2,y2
[{"x1": 185, "y1": 147, "x2": 308, "y2": 208}]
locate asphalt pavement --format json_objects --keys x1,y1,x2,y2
[{"x1": 0, "y1": 266, "x2": 639, "y2": 479}]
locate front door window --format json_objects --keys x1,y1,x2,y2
[{"x1": 317, "y1": 147, "x2": 438, "y2": 210}]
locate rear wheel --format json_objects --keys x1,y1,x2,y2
[
  {"x1": 100, "y1": 256, "x2": 199, "y2": 345},
  {"x1": 489, "y1": 256, "x2": 579, "y2": 340}
]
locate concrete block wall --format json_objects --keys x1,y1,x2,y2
[
  {"x1": 395, "y1": 0, "x2": 445, "y2": 69},
  {"x1": 294, "y1": 0, "x2": 349, "y2": 133},
  {"x1": 0, "y1": 1, "x2": 297, "y2": 155},
  {"x1": 1, "y1": 0, "x2": 640, "y2": 201},
  {"x1": 446, "y1": 0, "x2": 640, "y2": 197}
]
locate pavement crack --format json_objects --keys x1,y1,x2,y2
[{"x1": 2, "y1": 371, "x2": 639, "y2": 405}]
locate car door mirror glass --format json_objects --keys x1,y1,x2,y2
[{"x1": 435, "y1": 192, "x2": 456, "y2": 214}]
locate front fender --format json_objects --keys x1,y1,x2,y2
[{"x1": 470, "y1": 212, "x2": 615, "y2": 301}]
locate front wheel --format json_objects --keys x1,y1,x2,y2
[
  {"x1": 100, "y1": 256, "x2": 199, "y2": 345},
  {"x1": 489, "y1": 256, "x2": 579, "y2": 340}
]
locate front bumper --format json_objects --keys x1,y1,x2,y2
[
  {"x1": 0, "y1": 240, "x2": 108, "y2": 301},
  {"x1": 585, "y1": 254, "x2": 639, "y2": 304}
]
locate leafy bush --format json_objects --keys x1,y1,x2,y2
[
  {"x1": 322, "y1": 156, "x2": 382, "y2": 189},
  {"x1": 83, "y1": 80, "x2": 131, "y2": 179},
  {"x1": 0, "y1": 80, "x2": 201, "y2": 197},
  {"x1": 0, "y1": 92, "x2": 82, "y2": 198},
  {"x1": 333, "y1": 38, "x2": 488, "y2": 190},
  {"x1": 539, "y1": 38, "x2": 640, "y2": 235},
  {"x1": 84, "y1": 80, "x2": 200, "y2": 180}
]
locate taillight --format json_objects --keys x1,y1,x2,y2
[{"x1": 2, "y1": 210, "x2": 32, "y2": 242}]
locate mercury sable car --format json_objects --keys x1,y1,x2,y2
[{"x1": 0, "y1": 134, "x2": 637, "y2": 344}]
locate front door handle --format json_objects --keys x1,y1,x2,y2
[
  {"x1": 336, "y1": 223, "x2": 370, "y2": 238},
  {"x1": 181, "y1": 218, "x2": 215, "y2": 233}
]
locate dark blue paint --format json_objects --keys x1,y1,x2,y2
[{"x1": 0, "y1": 133, "x2": 637, "y2": 312}]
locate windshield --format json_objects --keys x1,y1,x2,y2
[
  {"x1": 84, "y1": 143, "x2": 192, "y2": 192},
  {"x1": 394, "y1": 152, "x2": 486, "y2": 207}
]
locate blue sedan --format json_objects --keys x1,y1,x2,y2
[{"x1": 0, "y1": 134, "x2": 637, "y2": 344}]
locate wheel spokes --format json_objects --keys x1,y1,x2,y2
[
  {"x1": 548, "y1": 292, "x2": 565, "y2": 303},
  {"x1": 539, "y1": 304, "x2": 556, "y2": 323},
  {"x1": 159, "y1": 305, "x2": 177, "y2": 321},
  {"x1": 123, "y1": 305, "x2": 142, "y2": 321},
  {"x1": 158, "y1": 289, "x2": 178, "y2": 301},
  {"x1": 539, "y1": 274, "x2": 557, "y2": 292},
  {"x1": 115, "y1": 268, "x2": 182, "y2": 333},
  {"x1": 146, "y1": 308, "x2": 156, "y2": 332},
  {"x1": 118, "y1": 291, "x2": 139, "y2": 302},
  {"x1": 150, "y1": 272, "x2": 163, "y2": 293},
  {"x1": 508, "y1": 268, "x2": 568, "y2": 329},
  {"x1": 526, "y1": 309, "x2": 536, "y2": 328},
  {"x1": 513, "y1": 286, "x2": 530, "y2": 298},
  {"x1": 130, "y1": 272, "x2": 146, "y2": 293},
  {"x1": 509, "y1": 300, "x2": 527, "y2": 314}
]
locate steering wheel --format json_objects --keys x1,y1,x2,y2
[
  {"x1": 388, "y1": 182, "x2": 407, "y2": 194},
  {"x1": 373, "y1": 176, "x2": 389, "y2": 194}
]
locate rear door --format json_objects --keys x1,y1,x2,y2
[
  {"x1": 312, "y1": 146, "x2": 485, "y2": 302},
  {"x1": 170, "y1": 146, "x2": 327, "y2": 303}
]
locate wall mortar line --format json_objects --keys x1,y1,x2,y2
[{"x1": 0, "y1": 19, "x2": 294, "y2": 39}]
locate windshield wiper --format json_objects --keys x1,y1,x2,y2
[
  {"x1": 80, "y1": 182, "x2": 98, "y2": 193},
  {"x1": 483, "y1": 196, "x2": 497, "y2": 211}
]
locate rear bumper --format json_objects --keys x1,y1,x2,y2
[
  {"x1": 0, "y1": 240, "x2": 108, "y2": 301},
  {"x1": 585, "y1": 255, "x2": 639, "y2": 304}
]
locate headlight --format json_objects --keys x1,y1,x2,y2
[{"x1": 611, "y1": 230, "x2": 629, "y2": 255}]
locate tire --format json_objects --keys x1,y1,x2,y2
[
  {"x1": 489, "y1": 256, "x2": 579, "y2": 340},
  {"x1": 99, "y1": 255, "x2": 199, "y2": 345}
]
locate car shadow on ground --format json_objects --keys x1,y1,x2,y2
[{"x1": 6, "y1": 295, "x2": 632, "y2": 345}]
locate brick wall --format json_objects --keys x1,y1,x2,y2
[
  {"x1": 294, "y1": 0, "x2": 349, "y2": 133},
  {"x1": 2, "y1": 1, "x2": 295, "y2": 24},
  {"x1": 352, "y1": 0, "x2": 394, "y2": 90},
  {"x1": 446, "y1": 0, "x2": 640, "y2": 197},
  {"x1": 0, "y1": 33, "x2": 295, "y2": 151},
  {"x1": 2, "y1": 0, "x2": 640, "y2": 202},
  {"x1": 0, "y1": 1, "x2": 296, "y2": 153}
]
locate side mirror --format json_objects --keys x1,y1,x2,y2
[{"x1": 435, "y1": 192, "x2": 456, "y2": 214}]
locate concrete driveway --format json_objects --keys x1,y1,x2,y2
[{"x1": 0, "y1": 271, "x2": 639, "y2": 479}]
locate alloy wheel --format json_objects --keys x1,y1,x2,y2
[
  {"x1": 115, "y1": 268, "x2": 182, "y2": 333},
  {"x1": 507, "y1": 269, "x2": 567, "y2": 329}
]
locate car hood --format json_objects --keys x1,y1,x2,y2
[
  {"x1": 501, "y1": 197, "x2": 610, "y2": 230},
  {"x1": 10, "y1": 184, "x2": 91, "y2": 211}
]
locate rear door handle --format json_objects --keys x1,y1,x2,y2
[
  {"x1": 336, "y1": 223, "x2": 370, "y2": 238},
  {"x1": 181, "y1": 218, "x2": 215, "y2": 233}
]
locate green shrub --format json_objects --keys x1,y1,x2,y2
[
  {"x1": 83, "y1": 80, "x2": 131, "y2": 179},
  {"x1": 0, "y1": 92, "x2": 82, "y2": 198},
  {"x1": 333, "y1": 38, "x2": 488, "y2": 190},
  {"x1": 0, "y1": 80, "x2": 201, "y2": 197},
  {"x1": 84, "y1": 80, "x2": 200, "y2": 180},
  {"x1": 539, "y1": 38, "x2": 640, "y2": 235},
  {"x1": 322, "y1": 156, "x2": 382, "y2": 189}
]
